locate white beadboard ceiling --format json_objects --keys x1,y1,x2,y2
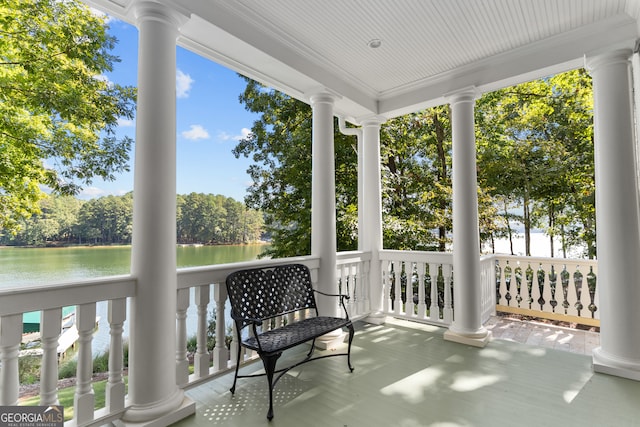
[{"x1": 87, "y1": 0, "x2": 640, "y2": 120}]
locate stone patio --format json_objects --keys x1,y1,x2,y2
[{"x1": 486, "y1": 315, "x2": 600, "y2": 356}]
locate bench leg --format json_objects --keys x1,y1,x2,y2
[
  {"x1": 230, "y1": 341, "x2": 243, "y2": 394},
  {"x1": 306, "y1": 339, "x2": 316, "y2": 358},
  {"x1": 262, "y1": 352, "x2": 282, "y2": 421},
  {"x1": 347, "y1": 323, "x2": 355, "y2": 372}
]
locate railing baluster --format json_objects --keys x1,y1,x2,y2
[
  {"x1": 393, "y1": 261, "x2": 402, "y2": 315},
  {"x1": 74, "y1": 303, "x2": 96, "y2": 424},
  {"x1": 417, "y1": 262, "x2": 427, "y2": 319},
  {"x1": 230, "y1": 321, "x2": 240, "y2": 367},
  {"x1": 214, "y1": 284, "x2": 229, "y2": 372},
  {"x1": 442, "y1": 264, "x2": 453, "y2": 324},
  {"x1": 40, "y1": 308, "x2": 62, "y2": 406},
  {"x1": 525, "y1": 264, "x2": 534, "y2": 309},
  {"x1": 382, "y1": 260, "x2": 392, "y2": 314},
  {"x1": 194, "y1": 285, "x2": 210, "y2": 378},
  {"x1": 107, "y1": 298, "x2": 126, "y2": 412},
  {"x1": 176, "y1": 288, "x2": 190, "y2": 386},
  {"x1": 0, "y1": 314, "x2": 22, "y2": 406},
  {"x1": 428, "y1": 263, "x2": 439, "y2": 320},
  {"x1": 405, "y1": 262, "x2": 415, "y2": 316}
]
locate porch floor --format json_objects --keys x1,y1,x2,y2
[{"x1": 174, "y1": 318, "x2": 639, "y2": 427}]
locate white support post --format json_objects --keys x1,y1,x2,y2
[
  {"x1": 444, "y1": 87, "x2": 490, "y2": 348},
  {"x1": 586, "y1": 48, "x2": 640, "y2": 381},
  {"x1": 125, "y1": 1, "x2": 194, "y2": 424},
  {"x1": 310, "y1": 92, "x2": 339, "y2": 315},
  {"x1": 310, "y1": 92, "x2": 344, "y2": 349},
  {"x1": 361, "y1": 117, "x2": 386, "y2": 324}
]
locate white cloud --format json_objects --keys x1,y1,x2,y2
[
  {"x1": 181, "y1": 124, "x2": 210, "y2": 141},
  {"x1": 117, "y1": 118, "x2": 134, "y2": 127},
  {"x1": 94, "y1": 74, "x2": 114, "y2": 88},
  {"x1": 176, "y1": 69, "x2": 194, "y2": 98},
  {"x1": 218, "y1": 127, "x2": 252, "y2": 142},
  {"x1": 79, "y1": 187, "x2": 106, "y2": 198},
  {"x1": 78, "y1": 187, "x2": 129, "y2": 200}
]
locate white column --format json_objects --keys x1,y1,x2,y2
[
  {"x1": 586, "y1": 49, "x2": 640, "y2": 381},
  {"x1": 361, "y1": 117, "x2": 386, "y2": 325},
  {"x1": 310, "y1": 93, "x2": 338, "y2": 317},
  {"x1": 444, "y1": 88, "x2": 490, "y2": 348},
  {"x1": 124, "y1": 2, "x2": 194, "y2": 423}
]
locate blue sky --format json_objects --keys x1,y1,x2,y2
[{"x1": 83, "y1": 18, "x2": 259, "y2": 202}]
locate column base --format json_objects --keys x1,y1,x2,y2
[
  {"x1": 120, "y1": 389, "x2": 195, "y2": 427},
  {"x1": 444, "y1": 329, "x2": 491, "y2": 348},
  {"x1": 364, "y1": 312, "x2": 387, "y2": 325},
  {"x1": 593, "y1": 347, "x2": 640, "y2": 381},
  {"x1": 315, "y1": 329, "x2": 347, "y2": 350}
]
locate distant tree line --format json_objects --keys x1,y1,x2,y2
[{"x1": 0, "y1": 193, "x2": 265, "y2": 247}]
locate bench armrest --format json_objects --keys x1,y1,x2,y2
[{"x1": 313, "y1": 289, "x2": 351, "y2": 320}]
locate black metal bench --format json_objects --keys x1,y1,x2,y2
[{"x1": 226, "y1": 263, "x2": 355, "y2": 420}]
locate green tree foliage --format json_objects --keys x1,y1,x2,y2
[
  {"x1": 2, "y1": 193, "x2": 263, "y2": 246},
  {"x1": 235, "y1": 70, "x2": 594, "y2": 259},
  {"x1": 476, "y1": 69, "x2": 594, "y2": 257},
  {"x1": 381, "y1": 108, "x2": 453, "y2": 251},
  {"x1": 0, "y1": 0, "x2": 136, "y2": 231},
  {"x1": 235, "y1": 81, "x2": 464, "y2": 255},
  {"x1": 233, "y1": 78, "x2": 358, "y2": 258}
]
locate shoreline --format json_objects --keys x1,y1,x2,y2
[{"x1": 1, "y1": 241, "x2": 270, "y2": 250}]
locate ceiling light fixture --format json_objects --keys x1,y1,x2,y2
[{"x1": 367, "y1": 39, "x2": 382, "y2": 49}]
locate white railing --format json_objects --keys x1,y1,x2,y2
[
  {"x1": 1, "y1": 250, "x2": 599, "y2": 427},
  {"x1": 379, "y1": 250, "x2": 457, "y2": 327},
  {"x1": 175, "y1": 256, "x2": 321, "y2": 388},
  {"x1": 336, "y1": 251, "x2": 372, "y2": 320},
  {"x1": 0, "y1": 275, "x2": 136, "y2": 427},
  {"x1": 486, "y1": 254, "x2": 599, "y2": 327}
]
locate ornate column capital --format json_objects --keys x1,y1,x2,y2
[
  {"x1": 133, "y1": 0, "x2": 190, "y2": 28},
  {"x1": 309, "y1": 91, "x2": 339, "y2": 106},
  {"x1": 585, "y1": 49, "x2": 632, "y2": 75},
  {"x1": 445, "y1": 86, "x2": 478, "y2": 106}
]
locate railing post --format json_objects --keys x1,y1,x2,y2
[
  {"x1": 107, "y1": 298, "x2": 127, "y2": 412},
  {"x1": 40, "y1": 308, "x2": 62, "y2": 406},
  {"x1": 0, "y1": 314, "x2": 22, "y2": 406},
  {"x1": 74, "y1": 303, "x2": 96, "y2": 425}
]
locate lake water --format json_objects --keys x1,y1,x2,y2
[
  {"x1": 0, "y1": 245, "x2": 267, "y2": 288},
  {"x1": 1, "y1": 245, "x2": 267, "y2": 354},
  {"x1": 3, "y1": 234, "x2": 583, "y2": 354}
]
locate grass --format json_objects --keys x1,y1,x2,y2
[{"x1": 20, "y1": 377, "x2": 128, "y2": 422}]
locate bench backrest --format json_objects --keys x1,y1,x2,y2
[{"x1": 226, "y1": 263, "x2": 318, "y2": 329}]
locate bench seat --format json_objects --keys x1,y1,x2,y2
[
  {"x1": 242, "y1": 316, "x2": 352, "y2": 355},
  {"x1": 226, "y1": 263, "x2": 354, "y2": 421}
]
